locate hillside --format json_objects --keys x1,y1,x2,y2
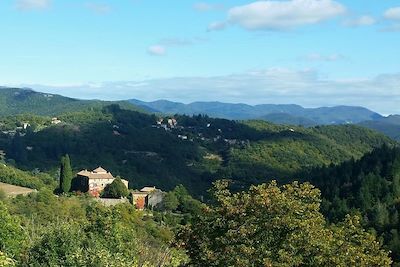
[
  {"x1": 360, "y1": 115, "x2": 400, "y2": 141},
  {"x1": 0, "y1": 104, "x2": 394, "y2": 196},
  {"x1": 303, "y1": 146, "x2": 400, "y2": 264},
  {"x1": 0, "y1": 87, "x2": 141, "y2": 116},
  {"x1": 130, "y1": 99, "x2": 382, "y2": 125}
]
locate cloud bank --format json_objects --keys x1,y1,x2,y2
[
  {"x1": 24, "y1": 69, "x2": 400, "y2": 115},
  {"x1": 224, "y1": 0, "x2": 346, "y2": 31}
]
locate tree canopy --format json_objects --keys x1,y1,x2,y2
[
  {"x1": 179, "y1": 180, "x2": 392, "y2": 267},
  {"x1": 59, "y1": 154, "x2": 73, "y2": 193},
  {"x1": 102, "y1": 177, "x2": 129, "y2": 198}
]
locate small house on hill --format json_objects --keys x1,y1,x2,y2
[
  {"x1": 132, "y1": 186, "x2": 164, "y2": 210},
  {"x1": 76, "y1": 167, "x2": 128, "y2": 197}
]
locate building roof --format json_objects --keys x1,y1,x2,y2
[
  {"x1": 77, "y1": 167, "x2": 114, "y2": 180},
  {"x1": 93, "y1": 166, "x2": 108, "y2": 173},
  {"x1": 140, "y1": 186, "x2": 156, "y2": 193},
  {"x1": 132, "y1": 191, "x2": 149, "y2": 196}
]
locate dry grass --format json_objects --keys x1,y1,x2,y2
[{"x1": 0, "y1": 182, "x2": 36, "y2": 197}]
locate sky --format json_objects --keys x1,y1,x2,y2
[{"x1": 0, "y1": 0, "x2": 399, "y2": 114}]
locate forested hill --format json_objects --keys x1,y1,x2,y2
[
  {"x1": 0, "y1": 104, "x2": 395, "y2": 196},
  {"x1": 303, "y1": 146, "x2": 400, "y2": 264},
  {"x1": 359, "y1": 115, "x2": 400, "y2": 141},
  {"x1": 0, "y1": 87, "x2": 141, "y2": 116},
  {"x1": 130, "y1": 99, "x2": 382, "y2": 125}
]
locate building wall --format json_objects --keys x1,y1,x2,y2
[
  {"x1": 147, "y1": 191, "x2": 164, "y2": 208},
  {"x1": 89, "y1": 178, "x2": 115, "y2": 190}
]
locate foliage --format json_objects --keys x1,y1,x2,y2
[
  {"x1": 102, "y1": 177, "x2": 129, "y2": 198},
  {"x1": 0, "y1": 251, "x2": 15, "y2": 267},
  {"x1": 162, "y1": 191, "x2": 179, "y2": 211},
  {"x1": 0, "y1": 189, "x2": 6, "y2": 201},
  {"x1": 0, "y1": 163, "x2": 55, "y2": 190},
  {"x1": 59, "y1": 154, "x2": 73, "y2": 193},
  {"x1": 0, "y1": 87, "x2": 142, "y2": 117},
  {"x1": 2, "y1": 107, "x2": 393, "y2": 197},
  {"x1": 0, "y1": 202, "x2": 26, "y2": 258},
  {"x1": 304, "y1": 145, "x2": 400, "y2": 264},
  {"x1": 178, "y1": 180, "x2": 391, "y2": 266},
  {"x1": 4, "y1": 190, "x2": 188, "y2": 266}
]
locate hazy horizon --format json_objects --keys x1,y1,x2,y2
[{"x1": 1, "y1": 0, "x2": 399, "y2": 114}]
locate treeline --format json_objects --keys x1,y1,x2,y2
[
  {"x1": 303, "y1": 145, "x2": 400, "y2": 264},
  {"x1": 0, "y1": 164, "x2": 56, "y2": 190},
  {"x1": 0, "y1": 104, "x2": 394, "y2": 196}
]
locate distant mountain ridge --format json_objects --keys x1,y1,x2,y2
[
  {"x1": 359, "y1": 115, "x2": 400, "y2": 141},
  {"x1": 0, "y1": 87, "x2": 142, "y2": 116},
  {"x1": 129, "y1": 99, "x2": 383, "y2": 125},
  {"x1": 1, "y1": 87, "x2": 398, "y2": 141}
]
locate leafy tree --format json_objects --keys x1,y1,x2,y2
[
  {"x1": 0, "y1": 202, "x2": 26, "y2": 258},
  {"x1": 102, "y1": 178, "x2": 129, "y2": 198},
  {"x1": 178, "y1": 180, "x2": 391, "y2": 267},
  {"x1": 0, "y1": 251, "x2": 15, "y2": 267},
  {"x1": 162, "y1": 192, "x2": 179, "y2": 211},
  {"x1": 59, "y1": 154, "x2": 73, "y2": 193}
]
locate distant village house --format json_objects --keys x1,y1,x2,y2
[
  {"x1": 76, "y1": 167, "x2": 128, "y2": 197},
  {"x1": 131, "y1": 186, "x2": 164, "y2": 210}
]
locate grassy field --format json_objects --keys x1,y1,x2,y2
[{"x1": 0, "y1": 182, "x2": 36, "y2": 197}]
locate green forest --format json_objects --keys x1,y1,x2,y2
[{"x1": 1, "y1": 100, "x2": 400, "y2": 266}]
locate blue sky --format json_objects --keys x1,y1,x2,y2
[{"x1": 0, "y1": 0, "x2": 400, "y2": 114}]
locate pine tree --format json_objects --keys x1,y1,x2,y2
[{"x1": 59, "y1": 154, "x2": 73, "y2": 193}]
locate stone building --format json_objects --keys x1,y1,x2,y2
[
  {"x1": 76, "y1": 167, "x2": 128, "y2": 197},
  {"x1": 131, "y1": 186, "x2": 164, "y2": 210}
]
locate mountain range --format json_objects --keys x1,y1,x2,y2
[
  {"x1": 0, "y1": 87, "x2": 399, "y2": 140},
  {"x1": 129, "y1": 99, "x2": 383, "y2": 125},
  {"x1": 0, "y1": 87, "x2": 141, "y2": 116}
]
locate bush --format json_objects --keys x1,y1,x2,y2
[{"x1": 102, "y1": 178, "x2": 128, "y2": 199}]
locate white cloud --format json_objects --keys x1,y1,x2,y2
[
  {"x1": 16, "y1": 0, "x2": 51, "y2": 10},
  {"x1": 85, "y1": 2, "x2": 112, "y2": 14},
  {"x1": 147, "y1": 37, "x2": 208, "y2": 55},
  {"x1": 193, "y1": 2, "x2": 224, "y2": 12},
  {"x1": 147, "y1": 45, "x2": 166, "y2": 56},
  {"x1": 25, "y1": 69, "x2": 400, "y2": 114},
  {"x1": 207, "y1": 21, "x2": 227, "y2": 31},
  {"x1": 384, "y1": 7, "x2": 400, "y2": 20},
  {"x1": 303, "y1": 53, "x2": 345, "y2": 62},
  {"x1": 343, "y1": 15, "x2": 376, "y2": 27},
  {"x1": 227, "y1": 0, "x2": 346, "y2": 30}
]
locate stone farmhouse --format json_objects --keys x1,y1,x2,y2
[
  {"x1": 132, "y1": 186, "x2": 164, "y2": 210},
  {"x1": 76, "y1": 167, "x2": 128, "y2": 197}
]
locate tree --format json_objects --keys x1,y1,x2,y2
[
  {"x1": 59, "y1": 154, "x2": 73, "y2": 193},
  {"x1": 162, "y1": 192, "x2": 179, "y2": 211},
  {"x1": 0, "y1": 202, "x2": 25, "y2": 258},
  {"x1": 102, "y1": 178, "x2": 129, "y2": 198},
  {"x1": 0, "y1": 251, "x2": 15, "y2": 267},
  {"x1": 178, "y1": 180, "x2": 392, "y2": 267}
]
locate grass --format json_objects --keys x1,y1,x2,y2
[{"x1": 0, "y1": 182, "x2": 36, "y2": 197}]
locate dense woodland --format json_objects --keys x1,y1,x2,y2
[
  {"x1": 0, "y1": 104, "x2": 394, "y2": 196},
  {"x1": 302, "y1": 145, "x2": 400, "y2": 264},
  {"x1": 1, "y1": 93, "x2": 400, "y2": 265}
]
